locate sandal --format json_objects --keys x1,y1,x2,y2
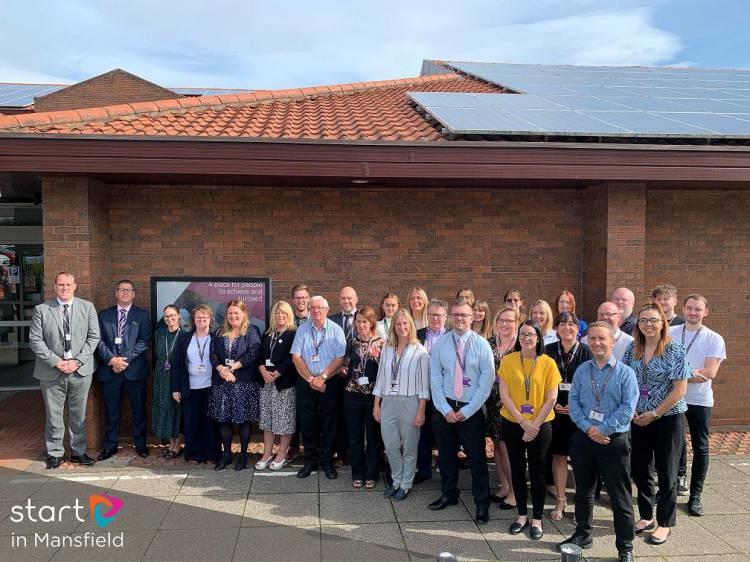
[
  {"x1": 365, "y1": 480, "x2": 376, "y2": 489},
  {"x1": 352, "y1": 480, "x2": 363, "y2": 489},
  {"x1": 550, "y1": 499, "x2": 567, "y2": 521}
]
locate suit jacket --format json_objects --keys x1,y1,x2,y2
[
  {"x1": 257, "y1": 330, "x2": 298, "y2": 391},
  {"x1": 96, "y1": 305, "x2": 152, "y2": 382},
  {"x1": 29, "y1": 297, "x2": 101, "y2": 381},
  {"x1": 210, "y1": 326, "x2": 261, "y2": 384},
  {"x1": 329, "y1": 310, "x2": 357, "y2": 343},
  {"x1": 417, "y1": 327, "x2": 427, "y2": 345},
  {"x1": 170, "y1": 330, "x2": 214, "y2": 398}
]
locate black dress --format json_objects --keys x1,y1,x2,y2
[{"x1": 485, "y1": 337, "x2": 515, "y2": 440}]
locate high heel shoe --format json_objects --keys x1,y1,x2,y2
[
  {"x1": 269, "y1": 458, "x2": 288, "y2": 470},
  {"x1": 215, "y1": 453, "x2": 233, "y2": 471},
  {"x1": 255, "y1": 456, "x2": 273, "y2": 470}
]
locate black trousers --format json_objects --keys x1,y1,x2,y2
[
  {"x1": 432, "y1": 404, "x2": 490, "y2": 509},
  {"x1": 678, "y1": 404, "x2": 712, "y2": 498},
  {"x1": 631, "y1": 413, "x2": 684, "y2": 527},
  {"x1": 416, "y1": 400, "x2": 434, "y2": 478},
  {"x1": 297, "y1": 377, "x2": 339, "y2": 468},
  {"x1": 101, "y1": 376, "x2": 147, "y2": 449},
  {"x1": 344, "y1": 392, "x2": 381, "y2": 481},
  {"x1": 570, "y1": 430, "x2": 635, "y2": 553},
  {"x1": 183, "y1": 387, "x2": 221, "y2": 463},
  {"x1": 334, "y1": 380, "x2": 349, "y2": 460},
  {"x1": 502, "y1": 418, "x2": 552, "y2": 519}
]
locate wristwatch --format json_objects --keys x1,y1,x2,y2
[
  {"x1": 321, "y1": 373, "x2": 328, "y2": 381},
  {"x1": 650, "y1": 410, "x2": 661, "y2": 419}
]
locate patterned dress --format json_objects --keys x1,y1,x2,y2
[
  {"x1": 152, "y1": 327, "x2": 182, "y2": 439},
  {"x1": 485, "y1": 336, "x2": 515, "y2": 440},
  {"x1": 208, "y1": 336, "x2": 261, "y2": 423}
]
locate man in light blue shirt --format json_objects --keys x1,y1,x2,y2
[
  {"x1": 291, "y1": 296, "x2": 346, "y2": 480},
  {"x1": 559, "y1": 321, "x2": 638, "y2": 562},
  {"x1": 428, "y1": 300, "x2": 494, "y2": 524}
]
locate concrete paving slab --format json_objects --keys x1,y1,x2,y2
[
  {"x1": 2, "y1": 533, "x2": 61, "y2": 561},
  {"x1": 693, "y1": 512, "x2": 750, "y2": 552},
  {"x1": 50, "y1": 529, "x2": 156, "y2": 561},
  {"x1": 243, "y1": 492, "x2": 319, "y2": 527},
  {"x1": 0, "y1": 497, "x2": 91, "y2": 537},
  {"x1": 321, "y1": 523, "x2": 409, "y2": 561},
  {"x1": 320, "y1": 490, "x2": 396, "y2": 524},
  {"x1": 180, "y1": 470, "x2": 253, "y2": 496},
  {"x1": 30, "y1": 476, "x2": 118, "y2": 500},
  {"x1": 0, "y1": 476, "x2": 49, "y2": 502},
  {"x1": 401, "y1": 520, "x2": 495, "y2": 561},
  {"x1": 636, "y1": 517, "x2": 737, "y2": 557},
  {"x1": 143, "y1": 527, "x2": 240, "y2": 561},
  {"x1": 161, "y1": 494, "x2": 245, "y2": 530},
  {"x1": 234, "y1": 525, "x2": 320, "y2": 561},
  {"x1": 391, "y1": 490, "x2": 473, "y2": 523},
  {"x1": 248, "y1": 471, "x2": 319, "y2": 494},
  {"x1": 111, "y1": 471, "x2": 187, "y2": 496},
  {"x1": 696, "y1": 459, "x2": 750, "y2": 483},
  {"x1": 74, "y1": 493, "x2": 174, "y2": 533},
  {"x1": 480, "y1": 524, "x2": 563, "y2": 561}
]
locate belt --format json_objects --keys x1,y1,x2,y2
[{"x1": 446, "y1": 398, "x2": 469, "y2": 409}]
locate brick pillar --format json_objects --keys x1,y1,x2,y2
[
  {"x1": 42, "y1": 176, "x2": 111, "y2": 449},
  {"x1": 582, "y1": 183, "x2": 647, "y2": 318}
]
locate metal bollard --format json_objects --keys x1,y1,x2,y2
[
  {"x1": 436, "y1": 552, "x2": 458, "y2": 562},
  {"x1": 559, "y1": 542, "x2": 584, "y2": 562}
]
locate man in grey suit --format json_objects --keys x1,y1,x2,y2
[{"x1": 29, "y1": 271, "x2": 100, "y2": 469}]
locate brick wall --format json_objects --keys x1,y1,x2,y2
[{"x1": 646, "y1": 189, "x2": 750, "y2": 426}]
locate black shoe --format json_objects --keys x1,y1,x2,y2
[
  {"x1": 618, "y1": 551, "x2": 634, "y2": 562},
  {"x1": 297, "y1": 464, "x2": 317, "y2": 478},
  {"x1": 497, "y1": 499, "x2": 517, "y2": 510},
  {"x1": 234, "y1": 454, "x2": 248, "y2": 471},
  {"x1": 322, "y1": 465, "x2": 338, "y2": 480},
  {"x1": 413, "y1": 474, "x2": 432, "y2": 485},
  {"x1": 509, "y1": 519, "x2": 529, "y2": 535},
  {"x1": 529, "y1": 525, "x2": 543, "y2": 541},
  {"x1": 677, "y1": 474, "x2": 689, "y2": 496},
  {"x1": 45, "y1": 455, "x2": 63, "y2": 469},
  {"x1": 136, "y1": 447, "x2": 149, "y2": 458},
  {"x1": 475, "y1": 506, "x2": 489, "y2": 525},
  {"x1": 392, "y1": 488, "x2": 409, "y2": 502},
  {"x1": 429, "y1": 495, "x2": 458, "y2": 511},
  {"x1": 383, "y1": 486, "x2": 397, "y2": 498},
  {"x1": 69, "y1": 453, "x2": 95, "y2": 466},
  {"x1": 644, "y1": 529, "x2": 671, "y2": 545},
  {"x1": 556, "y1": 533, "x2": 593, "y2": 552},
  {"x1": 688, "y1": 496, "x2": 705, "y2": 516},
  {"x1": 215, "y1": 453, "x2": 233, "y2": 471},
  {"x1": 97, "y1": 447, "x2": 118, "y2": 461},
  {"x1": 634, "y1": 520, "x2": 655, "y2": 534}
]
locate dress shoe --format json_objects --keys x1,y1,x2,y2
[
  {"x1": 509, "y1": 519, "x2": 529, "y2": 535},
  {"x1": 383, "y1": 486, "x2": 397, "y2": 498},
  {"x1": 215, "y1": 453, "x2": 233, "y2": 471},
  {"x1": 618, "y1": 551, "x2": 634, "y2": 562},
  {"x1": 429, "y1": 495, "x2": 458, "y2": 511},
  {"x1": 322, "y1": 465, "x2": 338, "y2": 480},
  {"x1": 97, "y1": 447, "x2": 118, "y2": 461},
  {"x1": 392, "y1": 488, "x2": 409, "y2": 502},
  {"x1": 529, "y1": 525, "x2": 544, "y2": 541},
  {"x1": 644, "y1": 528, "x2": 671, "y2": 545},
  {"x1": 297, "y1": 464, "x2": 317, "y2": 478},
  {"x1": 475, "y1": 506, "x2": 489, "y2": 525},
  {"x1": 634, "y1": 520, "x2": 655, "y2": 534},
  {"x1": 677, "y1": 474, "x2": 689, "y2": 496},
  {"x1": 413, "y1": 474, "x2": 432, "y2": 485},
  {"x1": 234, "y1": 453, "x2": 248, "y2": 471},
  {"x1": 136, "y1": 447, "x2": 149, "y2": 458},
  {"x1": 497, "y1": 499, "x2": 517, "y2": 510},
  {"x1": 556, "y1": 533, "x2": 593, "y2": 552},
  {"x1": 69, "y1": 454, "x2": 95, "y2": 466},
  {"x1": 269, "y1": 458, "x2": 288, "y2": 471},
  {"x1": 688, "y1": 496, "x2": 705, "y2": 516},
  {"x1": 45, "y1": 455, "x2": 63, "y2": 469}
]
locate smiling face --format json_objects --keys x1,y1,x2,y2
[
  {"x1": 116, "y1": 282, "x2": 135, "y2": 307},
  {"x1": 654, "y1": 293, "x2": 677, "y2": 317},
  {"x1": 226, "y1": 305, "x2": 245, "y2": 329},
  {"x1": 450, "y1": 303, "x2": 473, "y2": 335},
  {"x1": 597, "y1": 302, "x2": 621, "y2": 329},
  {"x1": 339, "y1": 287, "x2": 358, "y2": 314},
  {"x1": 556, "y1": 318, "x2": 578, "y2": 343},
  {"x1": 557, "y1": 295, "x2": 572, "y2": 313},
  {"x1": 531, "y1": 305, "x2": 547, "y2": 329},
  {"x1": 193, "y1": 310, "x2": 211, "y2": 332},
  {"x1": 588, "y1": 325, "x2": 615, "y2": 362},
  {"x1": 163, "y1": 307, "x2": 180, "y2": 332},
  {"x1": 382, "y1": 297, "x2": 398, "y2": 319},
  {"x1": 292, "y1": 289, "x2": 310, "y2": 314},
  {"x1": 612, "y1": 288, "x2": 635, "y2": 317},
  {"x1": 683, "y1": 297, "x2": 709, "y2": 327},
  {"x1": 427, "y1": 305, "x2": 447, "y2": 331},
  {"x1": 54, "y1": 273, "x2": 76, "y2": 301},
  {"x1": 394, "y1": 314, "x2": 411, "y2": 341},
  {"x1": 518, "y1": 324, "x2": 539, "y2": 353},
  {"x1": 472, "y1": 308, "x2": 485, "y2": 323},
  {"x1": 637, "y1": 308, "x2": 663, "y2": 339},
  {"x1": 274, "y1": 307, "x2": 289, "y2": 330},
  {"x1": 495, "y1": 310, "x2": 517, "y2": 339},
  {"x1": 457, "y1": 290, "x2": 474, "y2": 306},
  {"x1": 355, "y1": 313, "x2": 372, "y2": 339},
  {"x1": 409, "y1": 290, "x2": 425, "y2": 312},
  {"x1": 309, "y1": 298, "x2": 328, "y2": 326}
]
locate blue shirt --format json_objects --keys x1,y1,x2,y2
[
  {"x1": 291, "y1": 318, "x2": 346, "y2": 376},
  {"x1": 569, "y1": 356, "x2": 638, "y2": 436},
  {"x1": 430, "y1": 330, "x2": 494, "y2": 419}
]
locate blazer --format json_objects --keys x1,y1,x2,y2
[
  {"x1": 96, "y1": 305, "x2": 152, "y2": 382},
  {"x1": 170, "y1": 330, "x2": 213, "y2": 398},
  {"x1": 29, "y1": 297, "x2": 100, "y2": 381},
  {"x1": 210, "y1": 326, "x2": 261, "y2": 384},
  {"x1": 257, "y1": 330, "x2": 298, "y2": 391}
]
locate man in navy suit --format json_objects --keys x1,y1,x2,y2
[{"x1": 96, "y1": 279, "x2": 152, "y2": 459}]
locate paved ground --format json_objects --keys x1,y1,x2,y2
[{"x1": 1, "y1": 450, "x2": 750, "y2": 562}]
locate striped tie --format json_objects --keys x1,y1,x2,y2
[
  {"x1": 117, "y1": 308, "x2": 127, "y2": 340},
  {"x1": 62, "y1": 304, "x2": 71, "y2": 354}
]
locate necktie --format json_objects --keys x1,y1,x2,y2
[
  {"x1": 343, "y1": 314, "x2": 352, "y2": 336},
  {"x1": 454, "y1": 338, "x2": 464, "y2": 399},
  {"x1": 62, "y1": 304, "x2": 71, "y2": 353},
  {"x1": 117, "y1": 308, "x2": 127, "y2": 340}
]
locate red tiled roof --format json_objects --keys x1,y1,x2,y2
[{"x1": 0, "y1": 74, "x2": 503, "y2": 141}]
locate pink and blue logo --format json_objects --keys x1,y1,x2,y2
[{"x1": 89, "y1": 495, "x2": 123, "y2": 529}]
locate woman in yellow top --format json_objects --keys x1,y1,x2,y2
[{"x1": 498, "y1": 320, "x2": 561, "y2": 541}]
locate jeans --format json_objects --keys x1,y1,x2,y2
[{"x1": 678, "y1": 404, "x2": 712, "y2": 498}]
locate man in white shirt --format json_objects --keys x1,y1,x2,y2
[
  {"x1": 581, "y1": 302, "x2": 634, "y2": 361},
  {"x1": 611, "y1": 288, "x2": 636, "y2": 337},
  {"x1": 670, "y1": 294, "x2": 726, "y2": 516}
]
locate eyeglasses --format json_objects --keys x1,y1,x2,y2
[
  {"x1": 310, "y1": 306, "x2": 327, "y2": 311},
  {"x1": 428, "y1": 313, "x2": 446, "y2": 318},
  {"x1": 164, "y1": 314, "x2": 179, "y2": 319},
  {"x1": 450, "y1": 313, "x2": 472, "y2": 319},
  {"x1": 519, "y1": 332, "x2": 538, "y2": 340},
  {"x1": 505, "y1": 298, "x2": 521, "y2": 304},
  {"x1": 117, "y1": 288, "x2": 134, "y2": 293},
  {"x1": 496, "y1": 319, "x2": 515, "y2": 325},
  {"x1": 638, "y1": 318, "x2": 662, "y2": 326},
  {"x1": 194, "y1": 316, "x2": 210, "y2": 321}
]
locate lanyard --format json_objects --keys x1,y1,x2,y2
[
  {"x1": 557, "y1": 341, "x2": 579, "y2": 382},
  {"x1": 588, "y1": 361, "x2": 615, "y2": 408},
  {"x1": 453, "y1": 333, "x2": 471, "y2": 372},
  {"x1": 521, "y1": 355, "x2": 538, "y2": 403},
  {"x1": 269, "y1": 329, "x2": 286, "y2": 358},
  {"x1": 353, "y1": 337, "x2": 373, "y2": 377},
  {"x1": 391, "y1": 344, "x2": 409, "y2": 382},
  {"x1": 164, "y1": 330, "x2": 179, "y2": 361},
  {"x1": 311, "y1": 324, "x2": 326, "y2": 354},
  {"x1": 681, "y1": 326, "x2": 702, "y2": 355},
  {"x1": 193, "y1": 334, "x2": 209, "y2": 363}
]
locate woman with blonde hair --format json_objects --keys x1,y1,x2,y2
[
  {"x1": 408, "y1": 287, "x2": 429, "y2": 330},
  {"x1": 472, "y1": 300, "x2": 493, "y2": 340},
  {"x1": 531, "y1": 300, "x2": 557, "y2": 346},
  {"x1": 503, "y1": 288, "x2": 527, "y2": 322},
  {"x1": 256, "y1": 301, "x2": 298, "y2": 471},
  {"x1": 208, "y1": 300, "x2": 261, "y2": 471},
  {"x1": 373, "y1": 308, "x2": 430, "y2": 501}
]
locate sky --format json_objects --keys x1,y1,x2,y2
[{"x1": 1, "y1": 0, "x2": 748, "y2": 89}]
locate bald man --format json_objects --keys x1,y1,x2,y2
[
  {"x1": 611, "y1": 288, "x2": 636, "y2": 337},
  {"x1": 581, "y1": 302, "x2": 635, "y2": 361}
]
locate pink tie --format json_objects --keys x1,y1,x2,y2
[{"x1": 454, "y1": 338, "x2": 464, "y2": 399}]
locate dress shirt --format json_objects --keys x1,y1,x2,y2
[
  {"x1": 291, "y1": 318, "x2": 346, "y2": 376},
  {"x1": 581, "y1": 328, "x2": 633, "y2": 361},
  {"x1": 424, "y1": 328, "x2": 445, "y2": 355},
  {"x1": 568, "y1": 356, "x2": 638, "y2": 436},
  {"x1": 430, "y1": 330, "x2": 494, "y2": 419},
  {"x1": 373, "y1": 343, "x2": 430, "y2": 399}
]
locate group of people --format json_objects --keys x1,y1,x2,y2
[{"x1": 30, "y1": 273, "x2": 726, "y2": 562}]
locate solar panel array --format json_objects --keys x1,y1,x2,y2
[
  {"x1": 408, "y1": 62, "x2": 750, "y2": 138},
  {"x1": 0, "y1": 84, "x2": 253, "y2": 107}
]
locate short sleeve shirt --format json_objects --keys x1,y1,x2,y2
[
  {"x1": 499, "y1": 352, "x2": 562, "y2": 423},
  {"x1": 669, "y1": 324, "x2": 726, "y2": 407}
]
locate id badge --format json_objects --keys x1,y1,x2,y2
[
  {"x1": 225, "y1": 359, "x2": 235, "y2": 367},
  {"x1": 114, "y1": 337, "x2": 123, "y2": 345},
  {"x1": 197, "y1": 364, "x2": 207, "y2": 374},
  {"x1": 389, "y1": 385, "x2": 399, "y2": 395},
  {"x1": 357, "y1": 376, "x2": 369, "y2": 386},
  {"x1": 265, "y1": 359, "x2": 275, "y2": 367},
  {"x1": 462, "y1": 377, "x2": 471, "y2": 388},
  {"x1": 639, "y1": 387, "x2": 650, "y2": 398},
  {"x1": 311, "y1": 354, "x2": 320, "y2": 363},
  {"x1": 559, "y1": 383, "x2": 572, "y2": 391},
  {"x1": 589, "y1": 410, "x2": 604, "y2": 422},
  {"x1": 520, "y1": 404, "x2": 534, "y2": 415},
  {"x1": 163, "y1": 361, "x2": 171, "y2": 370},
  {"x1": 64, "y1": 333, "x2": 72, "y2": 342}
]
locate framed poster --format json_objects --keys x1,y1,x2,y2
[{"x1": 150, "y1": 277, "x2": 272, "y2": 335}]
